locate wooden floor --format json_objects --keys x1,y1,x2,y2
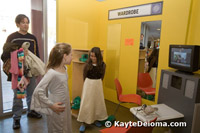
[{"x1": 0, "y1": 100, "x2": 170, "y2": 133}]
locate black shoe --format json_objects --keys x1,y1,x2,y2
[
  {"x1": 27, "y1": 110, "x2": 42, "y2": 119},
  {"x1": 13, "y1": 120, "x2": 20, "y2": 129}
]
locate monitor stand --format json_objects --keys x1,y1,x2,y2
[{"x1": 175, "y1": 70, "x2": 194, "y2": 75}]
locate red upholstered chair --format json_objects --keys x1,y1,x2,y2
[
  {"x1": 137, "y1": 73, "x2": 156, "y2": 96},
  {"x1": 100, "y1": 126, "x2": 130, "y2": 133},
  {"x1": 100, "y1": 117, "x2": 157, "y2": 133},
  {"x1": 113, "y1": 78, "x2": 142, "y2": 116}
]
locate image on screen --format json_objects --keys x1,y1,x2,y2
[{"x1": 171, "y1": 48, "x2": 192, "y2": 67}]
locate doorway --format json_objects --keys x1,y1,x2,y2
[
  {"x1": 137, "y1": 20, "x2": 162, "y2": 101},
  {"x1": 0, "y1": 0, "x2": 31, "y2": 115},
  {"x1": 0, "y1": 0, "x2": 56, "y2": 117}
]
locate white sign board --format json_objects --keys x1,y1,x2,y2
[{"x1": 108, "y1": 2, "x2": 163, "y2": 20}]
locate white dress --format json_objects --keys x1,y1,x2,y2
[
  {"x1": 77, "y1": 78, "x2": 108, "y2": 124},
  {"x1": 31, "y1": 68, "x2": 72, "y2": 133}
]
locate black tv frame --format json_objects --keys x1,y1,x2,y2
[{"x1": 169, "y1": 45, "x2": 200, "y2": 73}]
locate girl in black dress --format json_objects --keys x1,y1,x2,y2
[{"x1": 77, "y1": 47, "x2": 108, "y2": 132}]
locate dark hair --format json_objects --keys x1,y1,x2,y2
[
  {"x1": 15, "y1": 14, "x2": 29, "y2": 24},
  {"x1": 87, "y1": 47, "x2": 104, "y2": 71},
  {"x1": 147, "y1": 48, "x2": 159, "y2": 72},
  {"x1": 46, "y1": 43, "x2": 71, "y2": 70}
]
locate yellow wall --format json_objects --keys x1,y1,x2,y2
[
  {"x1": 57, "y1": 0, "x2": 199, "y2": 107},
  {"x1": 187, "y1": 0, "x2": 200, "y2": 44},
  {"x1": 187, "y1": 0, "x2": 200, "y2": 74},
  {"x1": 57, "y1": 0, "x2": 102, "y2": 49}
]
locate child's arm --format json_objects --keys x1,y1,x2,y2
[
  {"x1": 31, "y1": 70, "x2": 57, "y2": 114},
  {"x1": 83, "y1": 64, "x2": 89, "y2": 81},
  {"x1": 49, "y1": 102, "x2": 65, "y2": 115},
  {"x1": 101, "y1": 63, "x2": 106, "y2": 80}
]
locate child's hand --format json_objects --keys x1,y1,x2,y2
[
  {"x1": 49, "y1": 102, "x2": 65, "y2": 115},
  {"x1": 24, "y1": 49, "x2": 28, "y2": 56}
]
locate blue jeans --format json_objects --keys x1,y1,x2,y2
[{"x1": 12, "y1": 77, "x2": 36, "y2": 120}]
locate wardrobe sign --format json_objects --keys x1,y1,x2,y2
[{"x1": 108, "y1": 2, "x2": 163, "y2": 20}]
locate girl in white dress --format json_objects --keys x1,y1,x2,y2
[
  {"x1": 77, "y1": 47, "x2": 108, "y2": 132},
  {"x1": 31, "y1": 43, "x2": 72, "y2": 133}
]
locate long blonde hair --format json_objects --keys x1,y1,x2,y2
[{"x1": 46, "y1": 43, "x2": 71, "y2": 70}]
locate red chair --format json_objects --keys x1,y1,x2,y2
[
  {"x1": 100, "y1": 117, "x2": 157, "y2": 133},
  {"x1": 127, "y1": 117, "x2": 157, "y2": 133},
  {"x1": 114, "y1": 78, "x2": 142, "y2": 115},
  {"x1": 137, "y1": 73, "x2": 156, "y2": 95}
]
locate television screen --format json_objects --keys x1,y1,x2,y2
[
  {"x1": 171, "y1": 48, "x2": 192, "y2": 68},
  {"x1": 169, "y1": 45, "x2": 200, "y2": 73}
]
